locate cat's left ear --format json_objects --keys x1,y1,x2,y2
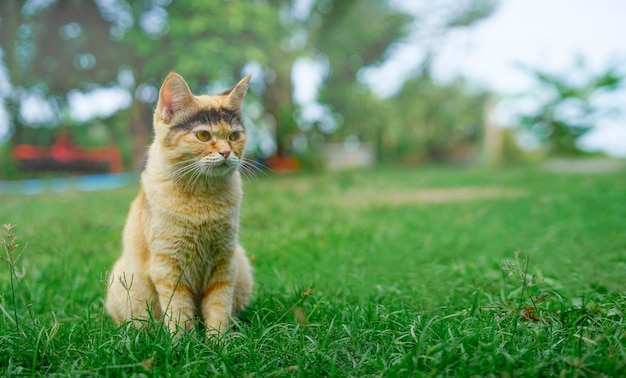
[{"x1": 224, "y1": 75, "x2": 251, "y2": 111}]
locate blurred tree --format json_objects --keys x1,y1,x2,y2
[
  {"x1": 118, "y1": 0, "x2": 412, "y2": 164},
  {"x1": 385, "y1": 71, "x2": 486, "y2": 162},
  {"x1": 314, "y1": 1, "x2": 411, "y2": 89},
  {"x1": 312, "y1": 0, "x2": 410, "y2": 154},
  {"x1": 518, "y1": 60, "x2": 625, "y2": 155},
  {"x1": 0, "y1": 0, "x2": 28, "y2": 144},
  {"x1": 29, "y1": 2, "x2": 121, "y2": 92},
  {"x1": 1, "y1": 0, "x2": 501, "y2": 174},
  {"x1": 123, "y1": 0, "x2": 409, "y2": 163},
  {"x1": 310, "y1": 0, "x2": 496, "y2": 162},
  {"x1": 324, "y1": 68, "x2": 487, "y2": 163},
  {"x1": 0, "y1": 0, "x2": 122, "y2": 145}
]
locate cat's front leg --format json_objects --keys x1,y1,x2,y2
[
  {"x1": 150, "y1": 252, "x2": 196, "y2": 334},
  {"x1": 201, "y1": 258, "x2": 236, "y2": 335}
]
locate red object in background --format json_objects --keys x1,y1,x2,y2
[
  {"x1": 12, "y1": 145, "x2": 47, "y2": 160},
  {"x1": 12, "y1": 132, "x2": 123, "y2": 173},
  {"x1": 265, "y1": 155, "x2": 299, "y2": 173}
]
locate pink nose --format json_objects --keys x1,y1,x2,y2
[{"x1": 219, "y1": 150, "x2": 231, "y2": 159}]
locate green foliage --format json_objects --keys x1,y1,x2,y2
[
  {"x1": 318, "y1": 73, "x2": 487, "y2": 164},
  {"x1": 1, "y1": 0, "x2": 502, "y2": 170},
  {"x1": 125, "y1": 1, "x2": 281, "y2": 85},
  {"x1": 0, "y1": 0, "x2": 122, "y2": 143},
  {"x1": 1, "y1": 166, "x2": 625, "y2": 375},
  {"x1": 384, "y1": 74, "x2": 486, "y2": 162},
  {"x1": 311, "y1": 1, "x2": 495, "y2": 163},
  {"x1": 0, "y1": 143, "x2": 19, "y2": 179},
  {"x1": 0, "y1": 1, "x2": 120, "y2": 91},
  {"x1": 517, "y1": 59, "x2": 626, "y2": 155},
  {"x1": 313, "y1": 1, "x2": 411, "y2": 78}
]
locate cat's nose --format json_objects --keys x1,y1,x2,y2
[{"x1": 219, "y1": 150, "x2": 231, "y2": 159}]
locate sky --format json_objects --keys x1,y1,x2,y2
[
  {"x1": 360, "y1": 0, "x2": 626, "y2": 156},
  {"x1": 2, "y1": 0, "x2": 626, "y2": 156},
  {"x1": 368, "y1": 0, "x2": 626, "y2": 95}
]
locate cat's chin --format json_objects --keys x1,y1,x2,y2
[{"x1": 204, "y1": 163, "x2": 239, "y2": 178}]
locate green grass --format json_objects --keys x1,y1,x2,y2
[{"x1": 1, "y1": 165, "x2": 625, "y2": 376}]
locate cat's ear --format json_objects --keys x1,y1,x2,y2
[
  {"x1": 223, "y1": 75, "x2": 251, "y2": 111},
  {"x1": 158, "y1": 72, "x2": 194, "y2": 123}
]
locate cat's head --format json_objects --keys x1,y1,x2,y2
[{"x1": 153, "y1": 72, "x2": 250, "y2": 182}]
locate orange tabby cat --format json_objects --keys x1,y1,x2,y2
[{"x1": 106, "y1": 72, "x2": 253, "y2": 336}]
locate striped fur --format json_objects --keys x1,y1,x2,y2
[{"x1": 106, "y1": 72, "x2": 253, "y2": 336}]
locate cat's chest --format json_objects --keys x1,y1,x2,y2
[
  {"x1": 144, "y1": 191, "x2": 238, "y2": 252},
  {"x1": 149, "y1": 197, "x2": 237, "y2": 243},
  {"x1": 143, "y1": 172, "x2": 241, "y2": 219},
  {"x1": 170, "y1": 218, "x2": 235, "y2": 259}
]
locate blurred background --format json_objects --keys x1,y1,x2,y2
[{"x1": 0, "y1": 0, "x2": 625, "y2": 182}]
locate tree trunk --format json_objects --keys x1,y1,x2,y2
[
  {"x1": 128, "y1": 101, "x2": 153, "y2": 170},
  {"x1": 262, "y1": 57, "x2": 296, "y2": 156}
]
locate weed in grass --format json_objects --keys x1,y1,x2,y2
[
  {"x1": 1, "y1": 224, "x2": 35, "y2": 335},
  {"x1": 500, "y1": 250, "x2": 548, "y2": 322}
]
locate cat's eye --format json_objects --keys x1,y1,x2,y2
[
  {"x1": 195, "y1": 130, "x2": 211, "y2": 142},
  {"x1": 228, "y1": 131, "x2": 241, "y2": 141}
]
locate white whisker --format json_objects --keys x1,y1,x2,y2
[
  {"x1": 168, "y1": 160, "x2": 201, "y2": 189},
  {"x1": 238, "y1": 157, "x2": 269, "y2": 181},
  {"x1": 187, "y1": 162, "x2": 205, "y2": 192},
  {"x1": 167, "y1": 158, "x2": 205, "y2": 193}
]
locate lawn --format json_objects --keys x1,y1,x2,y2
[{"x1": 1, "y1": 164, "x2": 625, "y2": 376}]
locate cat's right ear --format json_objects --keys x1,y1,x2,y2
[{"x1": 157, "y1": 72, "x2": 194, "y2": 123}]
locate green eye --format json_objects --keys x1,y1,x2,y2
[
  {"x1": 229, "y1": 131, "x2": 241, "y2": 141},
  {"x1": 195, "y1": 130, "x2": 211, "y2": 142}
]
